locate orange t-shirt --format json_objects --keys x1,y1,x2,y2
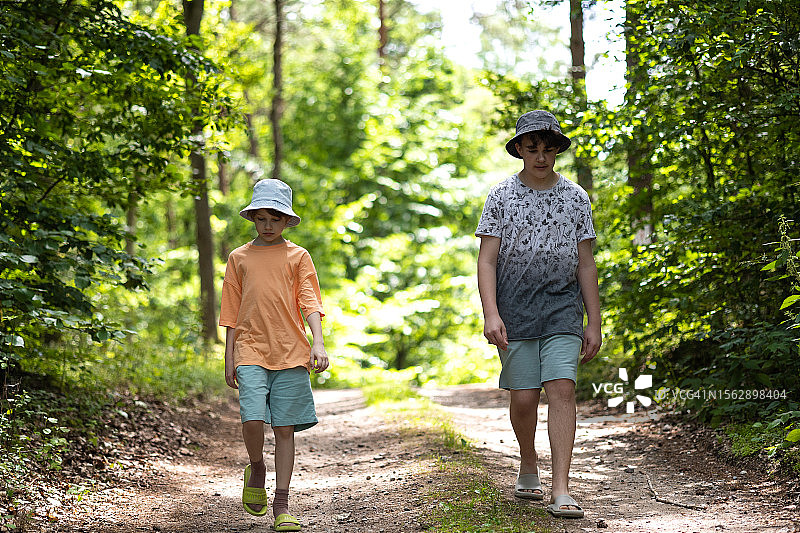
[{"x1": 219, "y1": 241, "x2": 324, "y2": 371}]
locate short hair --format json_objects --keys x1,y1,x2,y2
[
  {"x1": 265, "y1": 208, "x2": 289, "y2": 219},
  {"x1": 521, "y1": 130, "x2": 564, "y2": 150}
]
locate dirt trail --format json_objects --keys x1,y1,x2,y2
[
  {"x1": 425, "y1": 385, "x2": 799, "y2": 533},
  {"x1": 40, "y1": 385, "x2": 799, "y2": 533}
]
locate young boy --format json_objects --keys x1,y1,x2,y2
[
  {"x1": 219, "y1": 178, "x2": 329, "y2": 532},
  {"x1": 475, "y1": 110, "x2": 601, "y2": 519}
]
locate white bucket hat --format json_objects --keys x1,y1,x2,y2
[{"x1": 239, "y1": 179, "x2": 301, "y2": 227}]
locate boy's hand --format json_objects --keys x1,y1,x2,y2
[
  {"x1": 223, "y1": 327, "x2": 238, "y2": 389},
  {"x1": 225, "y1": 359, "x2": 238, "y2": 389},
  {"x1": 310, "y1": 343, "x2": 329, "y2": 373},
  {"x1": 484, "y1": 314, "x2": 509, "y2": 351},
  {"x1": 580, "y1": 323, "x2": 602, "y2": 364}
]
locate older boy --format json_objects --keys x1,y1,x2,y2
[
  {"x1": 220, "y1": 178, "x2": 329, "y2": 532},
  {"x1": 476, "y1": 110, "x2": 601, "y2": 519}
]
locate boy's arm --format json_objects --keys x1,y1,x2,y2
[
  {"x1": 224, "y1": 326, "x2": 238, "y2": 389},
  {"x1": 577, "y1": 239, "x2": 602, "y2": 363},
  {"x1": 305, "y1": 311, "x2": 329, "y2": 373},
  {"x1": 477, "y1": 236, "x2": 508, "y2": 350}
]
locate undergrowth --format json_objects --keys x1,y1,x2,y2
[
  {"x1": 0, "y1": 336, "x2": 226, "y2": 531},
  {"x1": 0, "y1": 385, "x2": 143, "y2": 530},
  {"x1": 723, "y1": 411, "x2": 800, "y2": 476}
]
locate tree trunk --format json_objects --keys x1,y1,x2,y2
[
  {"x1": 393, "y1": 336, "x2": 408, "y2": 370},
  {"x1": 192, "y1": 150, "x2": 219, "y2": 342},
  {"x1": 244, "y1": 109, "x2": 260, "y2": 158},
  {"x1": 125, "y1": 190, "x2": 138, "y2": 256},
  {"x1": 270, "y1": 0, "x2": 284, "y2": 181},
  {"x1": 182, "y1": 0, "x2": 203, "y2": 34},
  {"x1": 625, "y1": 1, "x2": 653, "y2": 245},
  {"x1": 378, "y1": 0, "x2": 388, "y2": 64},
  {"x1": 231, "y1": 3, "x2": 260, "y2": 166},
  {"x1": 165, "y1": 200, "x2": 177, "y2": 249},
  {"x1": 569, "y1": 0, "x2": 593, "y2": 193},
  {"x1": 183, "y1": 0, "x2": 219, "y2": 343},
  {"x1": 218, "y1": 152, "x2": 231, "y2": 262}
]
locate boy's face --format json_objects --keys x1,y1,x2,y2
[
  {"x1": 252, "y1": 209, "x2": 289, "y2": 245},
  {"x1": 516, "y1": 137, "x2": 558, "y2": 183}
]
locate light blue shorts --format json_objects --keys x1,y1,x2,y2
[
  {"x1": 498, "y1": 334, "x2": 583, "y2": 390},
  {"x1": 236, "y1": 365, "x2": 317, "y2": 432}
]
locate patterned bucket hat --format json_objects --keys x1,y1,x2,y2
[
  {"x1": 505, "y1": 110, "x2": 572, "y2": 158},
  {"x1": 239, "y1": 179, "x2": 301, "y2": 227}
]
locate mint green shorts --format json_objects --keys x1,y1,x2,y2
[
  {"x1": 236, "y1": 365, "x2": 317, "y2": 432},
  {"x1": 497, "y1": 334, "x2": 583, "y2": 390}
]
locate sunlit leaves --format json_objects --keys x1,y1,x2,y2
[
  {"x1": 0, "y1": 0, "x2": 231, "y2": 368},
  {"x1": 599, "y1": 0, "x2": 800, "y2": 420}
]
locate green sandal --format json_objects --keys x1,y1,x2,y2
[
  {"x1": 273, "y1": 512, "x2": 301, "y2": 532},
  {"x1": 242, "y1": 465, "x2": 269, "y2": 517}
]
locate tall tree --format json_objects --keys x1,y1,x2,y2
[
  {"x1": 182, "y1": 0, "x2": 219, "y2": 342},
  {"x1": 270, "y1": 0, "x2": 285, "y2": 181},
  {"x1": 624, "y1": 0, "x2": 653, "y2": 245},
  {"x1": 569, "y1": 0, "x2": 593, "y2": 192}
]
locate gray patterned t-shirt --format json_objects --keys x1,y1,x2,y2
[{"x1": 475, "y1": 174, "x2": 596, "y2": 340}]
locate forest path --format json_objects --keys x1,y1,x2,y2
[{"x1": 41, "y1": 385, "x2": 798, "y2": 533}]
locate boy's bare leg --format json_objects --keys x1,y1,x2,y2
[
  {"x1": 542, "y1": 378, "x2": 579, "y2": 510},
  {"x1": 242, "y1": 420, "x2": 267, "y2": 512},
  {"x1": 272, "y1": 425, "x2": 295, "y2": 519},
  {"x1": 509, "y1": 388, "x2": 542, "y2": 496}
]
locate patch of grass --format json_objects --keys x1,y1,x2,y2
[
  {"x1": 19, "y1": 332, "x2": 229, "y2": 404},
  {"x1": 365, "y1": 377, "x2": 546, "y2": 533},
  {"x1": 361, "y1": 376, "x2": 422, "y2": 406},
  {"x1": 426, "y1": 465, "x2": 546, "y2": 533},
  {"x1": 84, "y1": 340, "x2": 228, "y2": 402},
  {"x1": 723, "y1": 415, "x2": 800, "y2": 476},
  {"x1": 725, "y1": 423, "x2": 785, "y2": 457}
]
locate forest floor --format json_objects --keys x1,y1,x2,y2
[{"x1": 20, "y1": 384, "x2": 800, "y2": 533}]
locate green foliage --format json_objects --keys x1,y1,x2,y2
[
  {"x1": 0, "y1": 331, "x2": 226, "y2": 526},
  {"x1": 0, "y1": 388, "x2": 101, "y2": 526},
  {"x1": 610, "y1": 0, "x2": 800, "y2": 421},
  {"x1": 763, "y1": 216, "x2": 800, "y2": 329},
  {"x1": 724, "y1": 411, "x2": 800, "y2": 474},
  {"x1": 484, "y1": 0, "x2": 800, "y2": 424},
  {"x1": 591, "y1": 0, "x2": 800, "y2": 422},
  {"x1": 213, "y1": 0, "x2": 497, "y2": 375},
  {"x1": 361, "y1": 372, "x2": 422, "y2": 406},
  {"x1": 725, "y1": 422, "x2": 786, "y2": 457},
  {"x1": 0, "y1": 391, "x2": 70, "y2": 475},
  {"x1": 0, "y1": 0, "x2": 232, "y2": 380},
  {"x1": 84, "y1": 341, "x2": 227, "y2": 402}
]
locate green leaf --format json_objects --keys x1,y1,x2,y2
[
  {"x1": 779, "y1": 295, "x2": 800, "y2": 310},
  {"x1": 786, "y1": 429, "x2": 800, "y2": 443},
  {"x1": 755, "y1": 373, "x2": 772, "y2": 387},
  {"x1": 761, "y1": 260, "x2": 778, "y2": 271}
]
